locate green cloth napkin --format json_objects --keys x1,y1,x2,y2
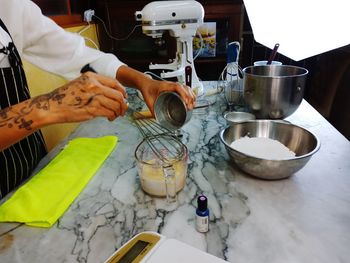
[{"x1": 0, "y1": 136, "x2": 118, "y2": 228}]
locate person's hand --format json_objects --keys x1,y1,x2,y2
[
  {"x1": 33, "y1": 72, "x2": 128, "y2": 124},
  {"x1": 114, "y1": 65, "x2": 196, "y2": 114},
  {"x1": 140, "y1": 78, "x2": 196, "y2": 115}
]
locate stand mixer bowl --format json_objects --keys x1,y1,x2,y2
[{"x1": 243, "y1": 65, "x2": 308, "y2": 119}]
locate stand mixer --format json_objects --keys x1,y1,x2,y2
[{"x1": 135, "y1": 1, "x2": 205, "y2": 96}]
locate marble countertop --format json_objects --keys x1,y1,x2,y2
[{"x1": 1, "y1": 81, "x2": 350, "y2": 263}]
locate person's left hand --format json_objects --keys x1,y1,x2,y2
[{"x1": 140, "y1": 78, "x2": 196, "y2": 115}]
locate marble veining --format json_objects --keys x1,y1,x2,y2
[{"x1": 0, "y1": 82, "x2": 349, "y2": 263}]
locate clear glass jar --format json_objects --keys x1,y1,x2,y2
[{"x1": 135, "y1": 135, "x2": 188, "y2": 201}]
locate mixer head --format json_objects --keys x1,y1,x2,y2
[{"x1": 135, "y1": 1, "x2": 204, "y2": 39}]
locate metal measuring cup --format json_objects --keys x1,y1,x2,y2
[{"x1": 154, "y1": 92, "x2": 192, "y2": 131}]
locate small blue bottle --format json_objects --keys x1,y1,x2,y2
[{"x1": 196, "y1": 195, "x2": 209, "y2": 233}]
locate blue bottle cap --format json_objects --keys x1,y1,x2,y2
[{"x1": 197, "y1": 195, "x2": 208, "y2": 212}]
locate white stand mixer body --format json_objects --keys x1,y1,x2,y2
[{"x1": 136, "y1": 1, "x2": 205, "y2": 95}]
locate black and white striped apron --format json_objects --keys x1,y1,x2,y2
[{"x1": 0, "y1": 19, "x2": 47, "y2": 199}]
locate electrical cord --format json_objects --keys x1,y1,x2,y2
[
  {"x1": 193, "y1": 30, "x2": 204, "y2": 61},
  {"x1": 76, "y1": 21, "x2": 100, "y2": 50},
  {"x1": 83, "y1": 36, "x2": 99, "y2": 49},
  {"x1": 77, "y1": 23, "x2": 91, "y2": 35},
  {"x1": 93, "y1": 14, "x2": 142, "y2": 41}
]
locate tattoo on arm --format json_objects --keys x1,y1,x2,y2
[
  {"x1": 0, "y1": 105, "x2": 33, "y2": 130},
  {"x1": 29, "y1": 89, "x2": 65, "y2": 109},
  {"x1": 0, "y1": 89, "x2": 67, "y2": 131},
  {"x1": 0, "y1": 75, "x2": 99, "y2": 131}
]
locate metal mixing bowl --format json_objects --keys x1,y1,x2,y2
[
  {"x1": 243, "y1": 65, "x2": 308, "y2": 119},
  {"x1": 219, "y1": 120, "x2": 320, "y2": 180}
]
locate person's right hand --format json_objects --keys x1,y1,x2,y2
[{"x1": 32, "y1": 72, "x2": 128, "y2": 124}]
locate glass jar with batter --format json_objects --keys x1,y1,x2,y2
[{"x1": 135, "y1": 135, "x2": 188, "y2": 202}]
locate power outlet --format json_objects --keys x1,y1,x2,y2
[{"x1": 84, "y1": 9, "x2": 95, "y2": 23}]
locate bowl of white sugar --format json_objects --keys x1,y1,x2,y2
[{"x1": 219, "y1": 120, "x2": 320, "y2": 179}]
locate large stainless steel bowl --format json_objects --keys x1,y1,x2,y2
[
  {"x1": 243, "y1": 65, "x2": 308, "y2": 119},
  {"x1": 219, "y1": 120, "x2": 320, "y2": 180}
]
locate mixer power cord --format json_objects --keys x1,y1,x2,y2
[{"x1": 93, "y1": 14, "x2": 142, "y2": 41}]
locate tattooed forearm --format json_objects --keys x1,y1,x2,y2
[
  {"x1": 0, "y1": 107, "x2": 13, "y2": 128},
  {"x1": 0, "y1": 73, "x2": 106, "y2": 131},
  {"x1": 29, "y1": 89, "x2": 66, "y2": 110},
  {"x1": 0, "y1": 89, "x2": 67, "y2": 130},
  {"x1": 0, "y1": 107, "x2": 11, "y2": 119},
  {"x1": 0, "y1": 105, "x2": 34, "y2": 130}
]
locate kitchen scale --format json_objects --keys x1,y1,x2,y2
[{"x1": 104, "y1": 231, "x2": 228, "y2": 263}]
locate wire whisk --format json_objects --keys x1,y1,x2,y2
[
  {"x1": 217, "y1": 41, "x2": 244, "y2": 111},
  {"x1": 132, "y1": 110, "x2": 188, "y2": 203},
  {"x1": 131, "y1": 110, "x2": 186, "y2": 165}
]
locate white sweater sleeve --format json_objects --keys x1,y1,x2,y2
[{"x1": 20, "y1": 0, "x2": 125, "y2": 80}]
